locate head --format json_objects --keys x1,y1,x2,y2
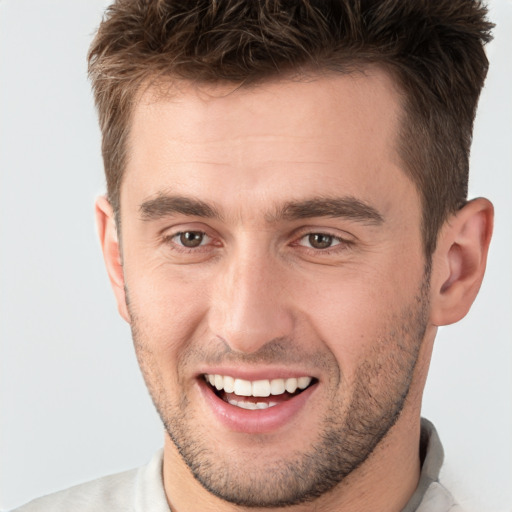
[
  {"x1": 90, "y1": 1, "x2": 494, "y2": 509},
  {"x1": 89, "y1": 0, "x2": 493, "y2": 258}
]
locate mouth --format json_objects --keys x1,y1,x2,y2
[{"x1": 203, "y1": 374, "x2": 317, "y2": 410}]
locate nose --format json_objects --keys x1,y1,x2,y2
[{"x1": 208, "y1": 245, "x2": 294, "y2": 354}]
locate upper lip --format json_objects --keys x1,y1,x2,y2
[{"x1": 196, "y1": 367, "x2": 318, "y2": 382}]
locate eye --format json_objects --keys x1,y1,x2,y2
[
  {"x1": 173, "y1": 231, "x2": 211, "y2": 248},
  {"x1": 299, "y1": 233, "x2": 341, "y2": 250}
]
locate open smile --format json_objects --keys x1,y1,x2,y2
[
  {"x1": 204, "y1": 374, "x2": 316, "y2": 410},
  {"x1": 199, "y1": 373, "x2": 319, "y2": 433}
]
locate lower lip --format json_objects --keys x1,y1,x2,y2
[{"x1": 198, "y1": 378, "x2": 318, "y2": 434}]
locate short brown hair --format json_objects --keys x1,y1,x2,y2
[{"x1": 88, "y1": 0, "x2": 493, "y2": 256}]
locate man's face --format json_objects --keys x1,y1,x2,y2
[{"x1": 116, "y1": 70, "x2": 432, "y2": 506}]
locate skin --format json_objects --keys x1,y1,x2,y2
[{"x1": 97, "y1": 68, "x2": 493, "y2": 512}]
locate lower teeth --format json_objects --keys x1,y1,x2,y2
[{"x1": 228, "y1": 398, "x2": 278, "y2": 410}]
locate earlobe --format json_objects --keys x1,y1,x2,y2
[
  {"x1": 430, "y1": 198, "x2": 494, "y2": 326},
  {"x1": 95, "y1": 196, "x2": 131, "y2": 323}
]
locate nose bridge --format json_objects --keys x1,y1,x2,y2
[{"x1": 209, "y1": 238, "x2": 293, "y2": 354}]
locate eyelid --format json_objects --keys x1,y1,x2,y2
[
  {"x1": 159, "y1": 223, "x2": 221, "y2": 252},
  {"x1": 292, "y1": 225, "x2": 355, "y2": 241},
  {"x1": 159, "y1": 223, "x2": 355, "y2": 255},
  {"x1": 160, "y1": 221, "x2": 216, "y2": 239},
  {"x1": 296, "y1": 233, "x2": 342, "y2": 248},
  {"x1": 290, "y1": 228, "x2": 356, "y2": 256},
  {"x1": 169, "y1": 230, "x2": 212, "y2": 247}
]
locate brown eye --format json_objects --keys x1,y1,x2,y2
[
  {"x1": 178, "y1": 231, "x2": 205, "y2": 248},
  {"x1": 307, "y1": 233, "x2": 336, "y2": 249}
]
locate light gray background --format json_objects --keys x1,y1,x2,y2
[{"x1": 0, "y1": 1, "x2": 511, "y2": 510}]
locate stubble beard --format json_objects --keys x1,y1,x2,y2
[{"x1": 128, "y1": 277, "x2": 430, "y2": 508}]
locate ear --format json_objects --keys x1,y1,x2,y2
[
  {"x1": 95, "y1": 196, "x2": 130, "y2": 323},
  {"x1": 430, "y1": 198, "x2": 494, "y2": 326}
]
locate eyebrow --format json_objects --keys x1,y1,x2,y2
[
  {"x1": 271, "y1": 197, "x2": 384, "y2": 225},
  {"x1": 140, "y1": 195, "x2": 223, "y2": 221},
  {"x1": 139, "y1": 194, "x2": 383, "y2": 225}
]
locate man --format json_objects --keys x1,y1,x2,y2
[{"x1": 13, "y1": 1, "x2": 495, "y2": 511}]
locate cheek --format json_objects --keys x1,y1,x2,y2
[
  {"x1": 298, "y1": 287, "x2": 384, "y2": 381},
  {"x1": 293, "y1": 264, "x2": 424, "y2": 379},
  {"x1": 127, "y1": 275, "x2": 212, "y2": 406},
  {"x1": 124, "y1": 260, "x2": 211, "y2": 357}
]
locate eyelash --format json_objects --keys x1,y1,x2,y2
[
  {"x1": 162, "y1": 229, "x2": 353, "y2": 257},
  {"x1": 292, "y1": 231, "x2": 354, "y2": 255},
  {"x1": 162, "y1": 231, "x2": 215, "y2": 253}
]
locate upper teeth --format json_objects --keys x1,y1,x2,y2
[{"x1": 205, "y1": 374, "x2": 313, "y2": 397}]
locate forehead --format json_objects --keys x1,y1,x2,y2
[
  {"x1": 123, "y1": 69, "x2": 416, "y2": 222},
  {"x1": 132, "y1": 69, "x2": 403, "y2": 153}
]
